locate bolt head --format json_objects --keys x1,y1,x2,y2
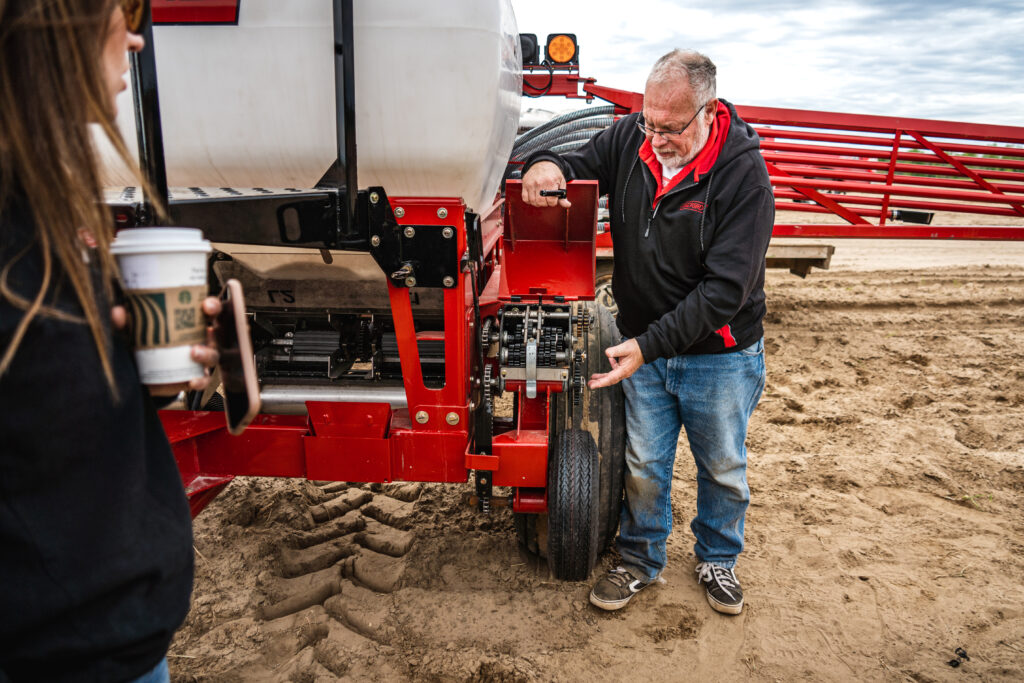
[
  {"x1": 403, "y1": 226, "x2": 415, "y2": 238},
  {"x1": 445, "y1": 411, "x2": 459, "y2": 425},
  {"x1": 395, "y1": 207, "x2": 405, "y2": 218},
  {"x1": 405, "y1": 276, "x2": 417, "y2": 287},
  {"x1": 369, "y1": 191, "x2": 379, "y2": 204},
  {"x1": 442, "y1": 227, "x2": 454, "y2": 239},
  {"x1": 443, "y1": 276, "x2": 455, "y2": 287},
  {"x1": 415, "y1": 410, "x2": 429, "y2": 424},
  {"x1": 437, "y1": 207, "x2": 448, "y2": 219},
  {"x1": 370, "y1": 235, "x2": 381, "y2": 247}
]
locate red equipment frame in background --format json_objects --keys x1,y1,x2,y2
[{"x1": 525, "y1": 69, "x2": 1024, "y2": 241}]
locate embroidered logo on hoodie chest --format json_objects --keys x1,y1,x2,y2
[{"x1": 679, "y1": 200, "x2": 705, "y2": 214}]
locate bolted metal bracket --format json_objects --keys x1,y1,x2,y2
[{"x1": 366, "y1": 187, "x2": 459, "y2": 289}]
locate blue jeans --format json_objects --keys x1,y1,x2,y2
[
  {"x1": 128, "y1": 657, "x2": 170, "y2": 683},
  {"x1": 617, "y1": 338, "x2": 765, "y2": 580}
]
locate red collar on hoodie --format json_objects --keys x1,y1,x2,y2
[{"x1": 638, "y1": 100, "x2": 732, "y2": 207}]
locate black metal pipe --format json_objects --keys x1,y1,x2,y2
[
  {"x1": 333, "y1": 0, "x2": 358, "y2": 237},
  {"x1": 129, "y1": 11, "x2": 168, "y2": 225}
]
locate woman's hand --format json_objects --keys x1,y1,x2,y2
[{"x1": 112, "y1": 296, "x2": 222, "y2": 396}]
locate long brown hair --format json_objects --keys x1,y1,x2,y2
[{"x1": 0, "y1": 0, "x2": 144, "y2": 389}]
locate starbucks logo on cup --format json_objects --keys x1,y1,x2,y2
[{"x1": 126, "y1": 285, "x2": 207, "y2": 350}]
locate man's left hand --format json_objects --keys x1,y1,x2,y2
[{"x1": 588, "y1": 338, "x2": 644, "y2": 389}]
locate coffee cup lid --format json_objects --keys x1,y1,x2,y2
[{"x1": 110, "y1": 227, "x2": 212, "y2": 256}]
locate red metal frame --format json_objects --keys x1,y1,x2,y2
[
  {"x1": 162, "y1": 191, "x2": 600, "y2": 516},
  {"x1": 523, "y1": 72, "x2": 1024, "y2": 240},
  {"x1": 152, "y1": 0, "x2": 239, "y2": 24}
]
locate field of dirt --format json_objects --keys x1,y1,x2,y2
[{"x1": 168, "y1": 240, "x2": 1024, "y2": 682}]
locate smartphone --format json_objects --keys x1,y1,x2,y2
[{"x1": 215, "y1": 279, "x2": 261, "y2": 435}]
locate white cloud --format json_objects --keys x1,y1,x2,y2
[{"x1": 512, "y1": 0, "x2": 1024, "y2": 126}]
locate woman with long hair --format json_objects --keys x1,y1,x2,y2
[{"x1": 0, "y1": 2, "x2": 217, "y2": 680}]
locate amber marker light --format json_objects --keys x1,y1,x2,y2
[{"x1": 545, "y1": 33, "x2": 578, "y2": 65}]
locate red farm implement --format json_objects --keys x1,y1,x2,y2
[{"x1": 111, "y1": 18, "x2": 1024, "y2": 582}]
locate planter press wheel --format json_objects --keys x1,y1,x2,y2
[
  {"x1": 594, "y1": 262, "x2": 618, "y2": 316},
  {"x1": 514, "y1": 301, "x2": 626, "y2": 580},
  {"x1": 546, "y1": 428, "x2": 600, "y2": 580}
]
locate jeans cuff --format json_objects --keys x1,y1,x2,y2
[
  {"x1": 622, "y1": 564, "x2": 662, "y2": 583},
  {"x1": 697, "y1": 558, "x2": 736, "y2": 570}
]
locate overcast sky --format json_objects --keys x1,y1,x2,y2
[{"x1": 512, "y1": 0, "x2": 1024, "y2": 127}]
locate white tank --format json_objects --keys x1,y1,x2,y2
[{"x1": 101, "y1": 0, "x2": 521, "y2": 213}]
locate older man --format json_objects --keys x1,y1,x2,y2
[{"x1": 521, "y1": 50, "x2": 773, "y2": 614}]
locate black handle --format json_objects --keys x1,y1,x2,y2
[{"x1": 540, "y1": 189, "x2": 567, "y2": 198}]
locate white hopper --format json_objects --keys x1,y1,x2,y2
[{"x1": 101, "y1": 0, "x2": 521, "y2": 214}]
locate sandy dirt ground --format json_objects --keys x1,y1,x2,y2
[{"x1": 168, "y1": 237, "x2": 1024, "y2": 682}]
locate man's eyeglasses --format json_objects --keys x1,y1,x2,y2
[
  {"x1": 636, "y1": 102, "x2": 709, "y2": 139},
  {"x1": 120, "y1": 0, "x2": 148, "y2": 35}
]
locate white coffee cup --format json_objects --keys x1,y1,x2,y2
[{"x1": 110, "y1": 228, "x2": 213, "y2": 385}]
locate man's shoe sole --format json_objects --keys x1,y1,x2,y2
[
  {"x1": 589, "y1": 591, "x2": 632, "y2": 611},
  {"x1": 706, "y1": 592, "x2": 743, "y2": 615}
]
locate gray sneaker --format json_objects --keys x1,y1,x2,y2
[
  {"x1": 589, "y1": 567, "x2": 652, "y2": 611},
  {"x1": 696, "y1": 562, "x2": 744, "y2": 614}
]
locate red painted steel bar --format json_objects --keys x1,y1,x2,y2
[
  {"x1": 771, "y1": 164, "x2": 1024, "y2": 195},
  {"x1": 774, "y1": 224, "x2": 1024, "y2": 240},
  {"x1": 764, "y1": 153, "x2": 1024, "y2": 184},
  {"x1": 736, "y1": 105, "x2": 1024, "y2": 143},
  {"x1": 773, "y1": 191, "x2": 1024, "y2": 217},
  {"x1": 529, "y1": 77, "x2": 1024, "y2": 238},
  {"x1": 758, "y1": 128, "x2": 1024, "y2": 159},
  {"x1": 769, "y1": 176, "x2": 1024, "y2": 205}
]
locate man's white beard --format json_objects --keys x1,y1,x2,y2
[{"x1": 654, "y1": 149, "x2": 683, "y2": 166}]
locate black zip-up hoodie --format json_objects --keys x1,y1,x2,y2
[
  {"x1": 525, "y1": 99, "x2": 774, "y2": 361},
  {"x1": 0, "y1": 197, "x2": 194, "y2": 683}
]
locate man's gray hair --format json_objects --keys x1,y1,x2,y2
[{"x1": 646, "y1": 49, "x2": 717, "y2": 106}]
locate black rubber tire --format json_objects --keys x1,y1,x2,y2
[
  {"x1": 513, "y1": 512, "x2": 539, "y2": 556},
  {"x1": 595, "y1": 261, "x2": 617, "y2": 316},
  {"x1": 581, "y1": 301, "x2": 626, "y2": 549},
  {"x1": 514, "y1": 302, "x2": 625, "y2": 573},
  {"x1": 546, "y1": 428, "x2": 600, "y2": 581}
]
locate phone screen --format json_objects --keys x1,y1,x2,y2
[{"x1": 215, "y1": 280, "x2": 259, "y2": 433}]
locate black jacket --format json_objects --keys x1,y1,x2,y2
[
  {"x1": 0, "y1": 199, "x2": 193, "y2": 683},
  {"x1": 526, "y1": 99, "x2": 774, "y2": 361}
]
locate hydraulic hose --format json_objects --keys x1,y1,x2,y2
[
  {"x1": 514, "y1": 105, "x2": 616, "y2": 148},
  {"x1": 511, "y1": 115, "x2": 614, "y2": 160}
]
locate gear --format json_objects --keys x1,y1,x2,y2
[
  {"x1": 481, "y1": 317, "x2": 495, "y2": 347},
  {"x1": 483, "y1": 363, "x2": 497, "y2": 413},
  {"x1": 571, "y1": 354, "x2": 584, "y2": 406}
]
